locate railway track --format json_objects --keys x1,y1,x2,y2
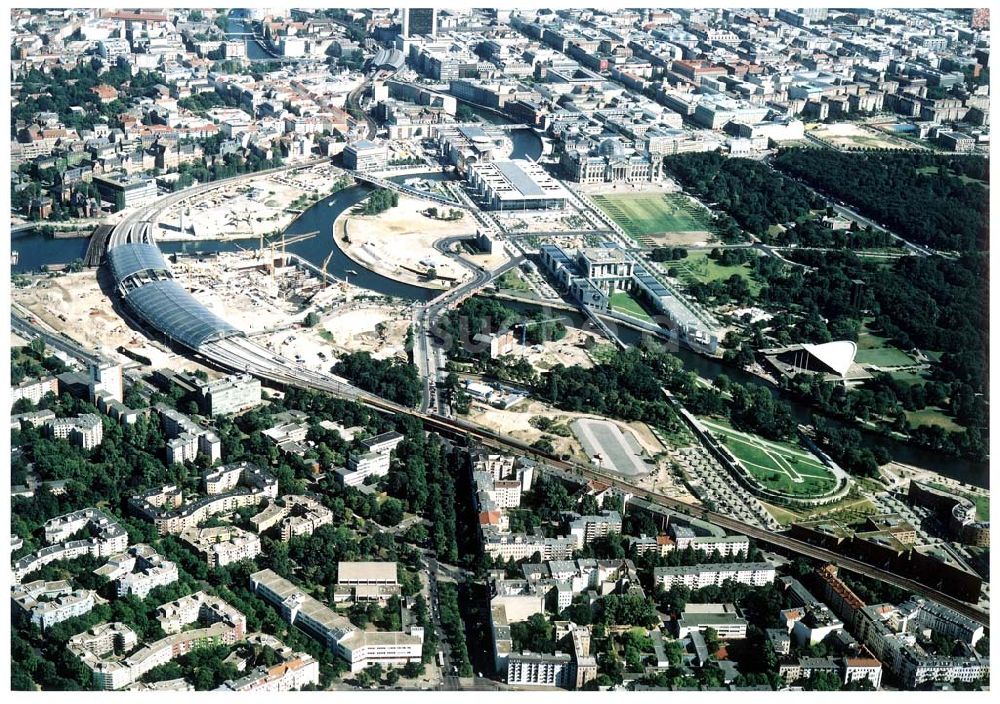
[{"x1": 86, "y1": 149, "x2": 989, "y2": 629}]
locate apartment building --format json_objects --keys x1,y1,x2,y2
[
  {"x1": 95, "y1": 544, "x2": 179, "y2": 599},
  {"x1": 130, "y1": 463, "x2": 278, "y2": 535},
  {"x1": 567, "y1": 511, "x2": 623, "y2": 549},
  {"x1": 221, "y1": 654, "x2": 321, "y2": 692},
  {"x1": 193, "y1": 373, "x2": 262, "y2": 416},
  {"x1": 46, "y1": 413, "x2": 104, "y2": 449},
  {"x1": 12, "y1": 580, "x2": 98, "y2": 629},
  {"x1": 507, "y1": 652, "x2": 575, "y2": 687},
  {"x1": 11, "y1": 375, "x2": 58, "y2": 407},
  {"x1": 654, "y1": 562, "x2": 776, "y2": 590},
  {"x1": 179, "y1": 525, "x2": 262, "y2": 567},
  {"x1": 15, "y1": 508, "x2": 129, "y2": 581}
]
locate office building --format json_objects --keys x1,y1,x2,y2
[
  {"x1": 92, "y1": 174, "x2": 157, "y2": 211},
  {"x1": 675, "y1": 603, "x2": 749, "y2": 640},
  {"x1": 250, "y1": 569, "x2": 423, "y2": 672},
  {"x1": 343, "y1": 140, "x2": 388, "y2": 172},
  {"x1": 467, "y1": 159, "x2": 569, "y2": 211},
  {"x1": 402, "y1": 8, "x2": 437, "y2": 38}
]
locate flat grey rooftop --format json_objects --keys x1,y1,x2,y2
[{"x1": 571, "y1": 418, "x2": 648, "y2": 477}]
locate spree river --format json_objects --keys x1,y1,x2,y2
[{"x1": 8, "y1": 40, "x2": 985, "y2": 487}]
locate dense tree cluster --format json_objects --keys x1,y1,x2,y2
[
  {"x1": 12, "y1": 62, "x2": 164, "y2": 133},
  {"x1": 361, "y1": 188, "x2": 399, "y2": 215},
  {"x1": 663, "y1": 152, "x2": 824, "y2": 235},
  {"x1": 537, "y1": 346, "x2": 796, "y2": 442},
  {"x1": 437, "y1": 297, "x2": 566, "y2": 361},
  {"x1": 752, "y1": 250, "x2": 988, "y2": 459},
  {"x1": 650, "y1": 247, "x2": 688, "y2": 262},
  {"x1": 773, "y1": 149, "x2": 989, "y2": 251},
  {"x1": 764, "y1": 218, "x2": 895, "y2": 249},
  {"x1": 333, "y1": 351, "x2": 422, "y2": 408},
  {"x1": 385, "y1": 429, "x2": 466, "y2": 564},
  {"x1": 509, "y1": 613, "x2": 555, "y2": 654},
  {"x1": 437, "y1": 583, "x2": 474, "y2": 677},
  {"x1": 10, "y1": 338, "x2": 67, "y2": 386}
]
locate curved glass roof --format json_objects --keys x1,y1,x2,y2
[
  {"x1": 124, "y1": 279, "x2": 242, "y2": 349},
  {"x1": 107, "y1": 243, "x2": 170, "y2": 284}
]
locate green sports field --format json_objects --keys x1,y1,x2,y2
[
  {"x1": 592, "y1": 193, "x2": 711, "y2": 245},
  {"x1": 702, "y1": 418, "x2": 839, "y2": 498}
]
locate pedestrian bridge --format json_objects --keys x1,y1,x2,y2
[{"x1": 344, "y1": 170, "x2": 473, "y2": 211}]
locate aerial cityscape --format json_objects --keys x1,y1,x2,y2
[{"x1": 8, "y1": 5, "x2": 990, "y2": 695}]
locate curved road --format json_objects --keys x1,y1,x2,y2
[{"x1": 83, "y1": 167, "x2": 989, "y2": 628}]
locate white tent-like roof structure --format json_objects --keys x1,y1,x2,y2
[{"x1": 801, "y1": 341, "x2": 858, "y2": 377}]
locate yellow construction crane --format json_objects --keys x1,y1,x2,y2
[{"x1": 266, "y1": 230, "x2": 319, "y2": 276}]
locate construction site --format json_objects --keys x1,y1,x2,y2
[{"x1": 157, "y1": 163, "x2": 343, "y2": 242}]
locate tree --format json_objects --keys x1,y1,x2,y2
[
  {"x1": 806, "y1": 670, "x2": 843, "y2": 691},
  {"x1": 304, "y1": 311, "x2": 320, "y2": 327},
  {"x1": 378, "y1": 497, "x2": 405, "y2": 526}
]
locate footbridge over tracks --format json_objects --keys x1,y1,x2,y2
[{"x1": 343, "y1": 170, "x2": 474, "y2": 211}]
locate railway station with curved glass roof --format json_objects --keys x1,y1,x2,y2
[{"x1": 107, "y1": 242, "x2": 242, "y2": 350}]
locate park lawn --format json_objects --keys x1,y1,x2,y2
[
  {"x1": 906, "y1": 408, "x2": 963, "y2": 433},
  {"x1": 703, "y1": 418, "x2": 838, "y2": 497},
  {"x1": 674, "y1": 252, "x2": 762, "y2": 296},
  {"x1": 854, "y1": 346, "x2": 915, "y2": 367},
  {"x1": 760, "y1": 502, "x2": 802, "y2": 526},
  {"x1": 917, "y1": 165, "x2": 988, "y2": 188},
  {"x1": 609, "y1": 290, "x2": 656, "y2": 324},
  {"x1": 592, "y1": 192, "x2": 711, "y2": 239},
  {"x1": 888, "y1": 369, "x2": 930, "y2": 384},
  {"x1": 587, "y1": 343, "x2": 619, "y2": 365},
  {"x1": 498, "y1": 269, "x2": 532, "y2": 292}
]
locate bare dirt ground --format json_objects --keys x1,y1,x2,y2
[
  {"x1": 466, "y1": 398, "x2": 665, "y2": 466},
  {"x1": 337, "y1": 195, "x2": 483, "y2": 289},
  {"x1": 519, "y1": 327, "x2": 602, "y2": 372},
  {"x1": 14, "y1": 273, "x2": 194, "y2": 370},
  {"x1": 644, "y1": 230, "x2": 716, "y2": 247},
  {"x1": 253, "y1": 302, "x2": 413, "y2": 372},
  {"x1": 158, "y1": 163, "x2": 342, "y2": 241},
  {"x1": 14, "y1": 272, "x2": 146, "y2": 355}
]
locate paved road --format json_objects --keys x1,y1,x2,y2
[
  {"x1": 763, "y1": 156, "x2": 937, "y2": 257},
  {"x1": 81, "y1": 149, "x2": 988, "y2": 627},
  {"x1": 11, "y1": 307, "x2": 104, "y2": 366}
]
